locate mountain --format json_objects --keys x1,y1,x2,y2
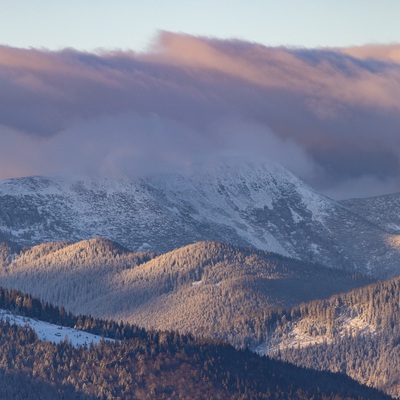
[
  {"x1": 0, "y1": 286, "x2": 392, "y2": 400},
  {"x1": 341, "y1": 192, "x2": 400, "y2": 234},
  {"x1": 1, "y1": 159, "x2": 400, "y2": 277},
  {"x1": 253, "y1": 274, "x2": 400, "y2": 398},
  {"x1": 0, "y1": 239, "x2": 374, "y2": 348}
]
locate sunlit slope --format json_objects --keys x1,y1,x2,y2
[{"x1": 0, "y1": 238, "x2": 373, "y2": 347}]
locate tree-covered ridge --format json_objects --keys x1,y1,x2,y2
[
  {"x1": 0, "y1": 286, "x2": 391, "y2": 399},
  {"x1": 0, "y1": 239, "x2": 373, "y2": 347},
  {"x1": 254, "y1": 275, "x2": 400, "y2": 398}
]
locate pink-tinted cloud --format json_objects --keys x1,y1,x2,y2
[
  {"x1": 1, "y1": 33, "x2": 400, "y2": 198},
  {"x1": 339, "y1": 44, "x2": 400, "y2": 63}
]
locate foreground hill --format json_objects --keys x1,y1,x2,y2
[
  {"x1": 0, "y1": 238, "x2": 373, "y2": 348},
  {"x1": 1, "y1": 159, "x2": 400, "y2": 276},
  {"x1": 253, "y1": 274, "x2": 400, "y2": 398},
  {"x1": 0, "y1": 287, "x2": 391, "y2": 400}
]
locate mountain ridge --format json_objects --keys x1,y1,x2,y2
[{"x1": 1, "y1": 159, "x2": 400, "y2": 277}]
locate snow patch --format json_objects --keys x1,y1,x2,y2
[
  {"x1": 0, "y1": 309, "x2": 114, "y2": 347},
  {"x1": 310, "y1": 243, "x2": 321, "y2": 254},
  {"x1": 386, "y1": 223, "x2": 400, "y2": 232},
  {"x1": 256, "y1": 308, "x2": 375, "y2": 357},
  {"x1": 289, "y1": 208, "x2": 303, "y2": 223}
]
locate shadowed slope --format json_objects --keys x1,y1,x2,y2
[{"x1": 253, "y1": 274, "x2": 400, "y2": 398}]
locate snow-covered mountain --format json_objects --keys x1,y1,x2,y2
[{"x1": 1, "y1": 158, "x2": 399, "y2": 277}]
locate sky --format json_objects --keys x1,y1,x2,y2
[
  {"x1": 2, "y1": 1, "x2": 400, "y2": 51},
  {"x1": 1, "y1": 2, "x2": 400, "y2": 199}
]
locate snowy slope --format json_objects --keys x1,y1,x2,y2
[
  {"x1": 0, "y1": 157, "x2": 399, "y2": 276},
  {"x1": 0, "y1": 309, "x2": 112, "y2": 346},
  {"x1": 0, "y1": 159, "x2": 327, "y2": 256}
]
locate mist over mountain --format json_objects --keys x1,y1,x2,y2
[
  {"x1": 1, "y1": 153, "x2": 399, "y2": 398},
  {"x1": 1, "y1": 34, "x2": 400, "y2": 198}
]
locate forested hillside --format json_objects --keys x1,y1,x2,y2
[
  {"x1": 0, "y1": 286, "x2": 391, "y2": 400},
  {"x1": 253, "y1": 275, "x2": 400, "y2": 398},
  {"x1": 0, "y1": 239, "x2": 373, "y2": 348},
  {"x1": 3, "y1": 238, "x2": 399, "y2": 396}
]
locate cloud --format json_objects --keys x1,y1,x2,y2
[
  {"x1": 339, "y1": 44, "x2": 400, "y2": 64},
  {"x1": 1, "y1": 33, "x2": 400, "y2": 199}
]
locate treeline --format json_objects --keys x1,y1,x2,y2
[
  {"x1": 0, "y1": 288, "x2": 392, "y2": 399},
  {"x1": 0, "y1": 286, "x2": 148, "y2": 341}
]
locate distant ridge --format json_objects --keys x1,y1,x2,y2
[{"x1": 1, "y1": 158, "x2": 400, "y2": 276}]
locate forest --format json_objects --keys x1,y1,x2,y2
[
  {"x1": 0, "y1": 238, "x2": 374, "y2": 349},
  {"x1": 0, "y1": 285, "x2": 391, "y2": 399},
  {"x1": 250, "y1": 275, "x2": 400, "y2": 397}
]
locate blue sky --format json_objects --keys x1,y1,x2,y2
[{"x1": 1, "y1": 1, "x2": 400, "y2": 51}]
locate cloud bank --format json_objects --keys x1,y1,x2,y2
[{"x1": 1, "y1": 32, "x2": 400, "y2": 199}]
